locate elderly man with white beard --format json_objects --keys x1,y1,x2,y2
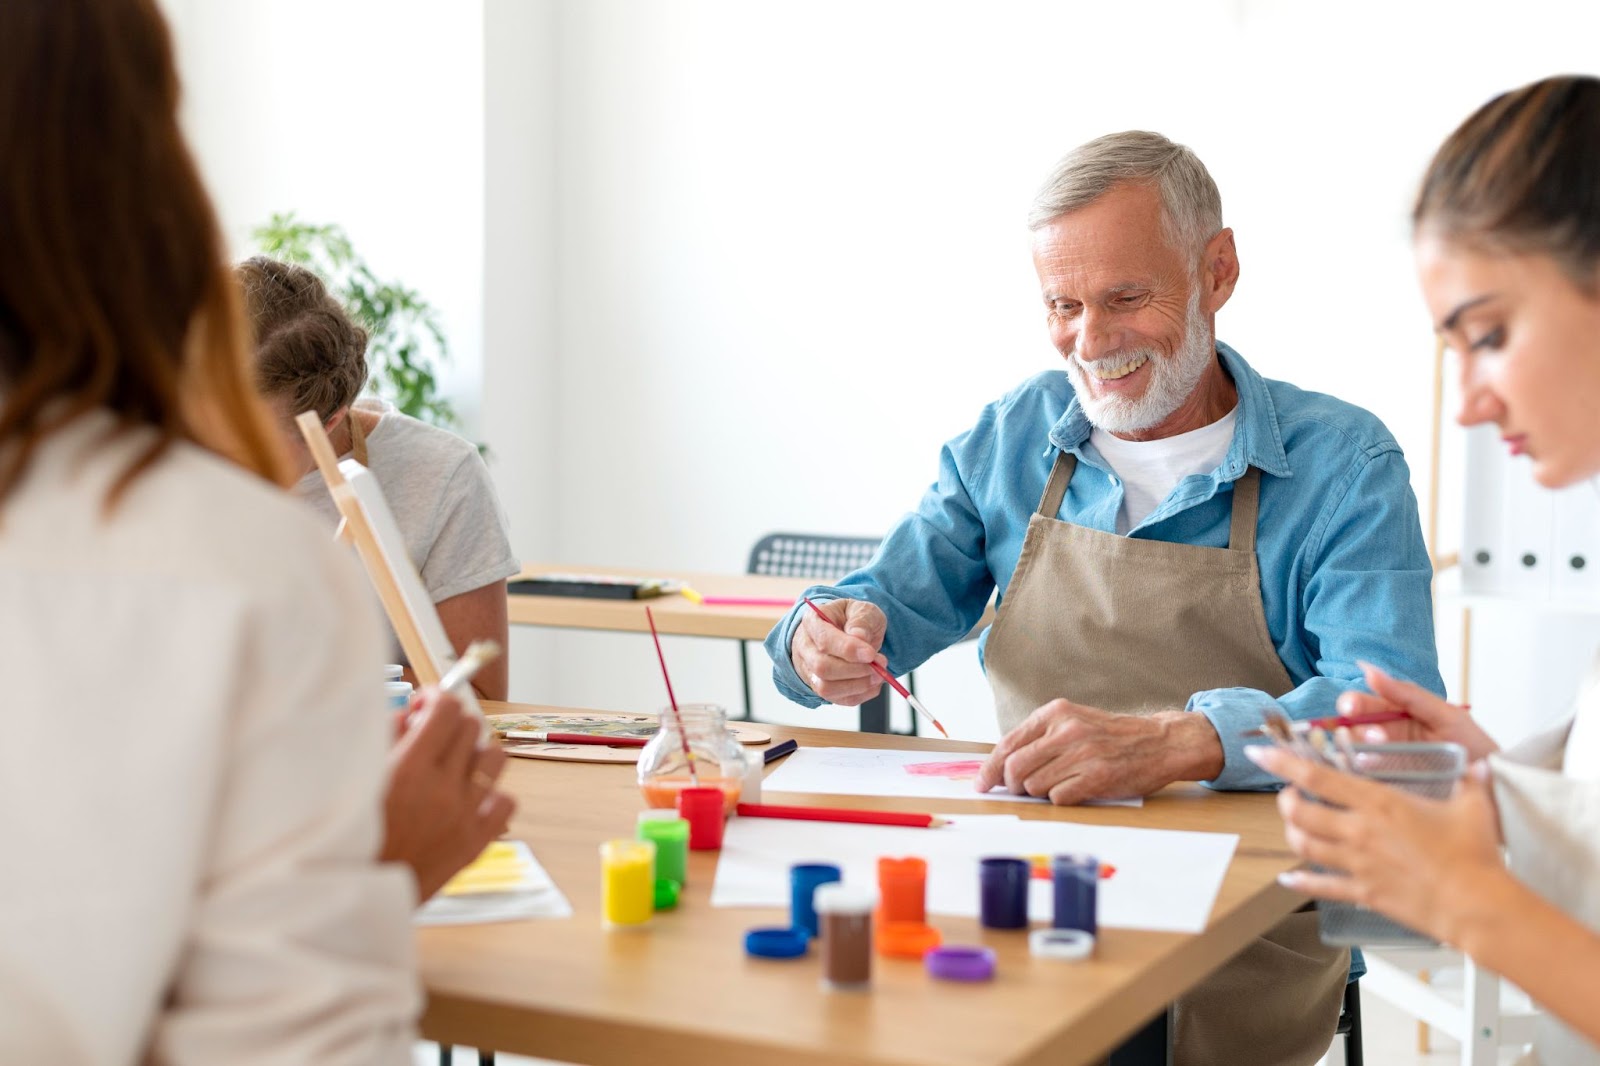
[{"x1": 764, "y1": 131, "x2": 1444, "y2": 1066}]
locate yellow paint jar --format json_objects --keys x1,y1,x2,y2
[{"x1": 600, "y1": 838, "x2": 656, "y2": 928}]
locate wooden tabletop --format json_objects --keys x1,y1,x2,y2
[
  {"x1": 417, "y1": 703, "x2": 1305, "y2": 1066},
  {"x1": 507, "y1": 563, "x2": 997, "y2": 643},
  {"x1": 507, "y1": 563, "x2": 812, "y2": 640}
]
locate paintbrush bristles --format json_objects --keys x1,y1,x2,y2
[{"x1": 437, "y1": 639, "x2": 502, "y2": 692}]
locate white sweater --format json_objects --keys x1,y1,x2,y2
[{"x1": 0, "y1": 413, "x2": 418, "y2": 1064}]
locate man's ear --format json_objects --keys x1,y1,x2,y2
[{"x1": 1200, "y1": 228, "x2": 1239, "y2": 314}]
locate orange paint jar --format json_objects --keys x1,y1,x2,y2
[{"x1": 877, "y1": 857, "x2": 928, "y2": 925}]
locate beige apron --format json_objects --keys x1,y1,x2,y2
[{"x1": 984, "y1": 451, "x2": 1349, "y2": 1066}]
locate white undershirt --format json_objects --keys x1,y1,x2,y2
[{"x1": 1090, "y1": 406, "x2": 1239, "y2": 534}]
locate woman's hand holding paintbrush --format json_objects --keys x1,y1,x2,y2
[{"x1": 383, "y1": 685, "x2": 515, "y2": 902}]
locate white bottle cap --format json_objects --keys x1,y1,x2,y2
[
  {"x1": 813, "y1": 883, "x2": 876, "y2": 916},
  {"x1": 1029, "y1": 928, "x2": 1096, "y2": 960}
]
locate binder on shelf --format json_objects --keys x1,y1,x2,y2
[
  {"x1": 1460, "y1": 425, "x2": 1509, "y2": 597},
  {"x1": 1551, "y1": 479, "x2": 1600, "y2": 603},
  {"x1": 1503, "y1": 451, "x2": 1556, "y2": 600}
]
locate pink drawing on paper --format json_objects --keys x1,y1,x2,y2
[{"x1": 902, "y1": 759, "x2": 985, "y2": 780}]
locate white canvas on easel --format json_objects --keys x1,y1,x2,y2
[{"x1": 295, "y1": 411, "x2": 483, "y2": 721}]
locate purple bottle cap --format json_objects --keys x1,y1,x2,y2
[{"x1": 925, "y1": 945, "x2": 997, "y2": 982}]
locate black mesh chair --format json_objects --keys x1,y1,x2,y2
[{"x1": 740, "y1": 532, "x2": 917, "y2": 735}]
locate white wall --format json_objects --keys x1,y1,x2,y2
[
  {"x1": 482, "y1": 0, "x2": 560, "y2": 697},
  {"x1": 527, "y1": 0, "x2": 1600, "y2": 743},
  {"x1": 167, "y1": 0, "x2": 1600, "y2": 746},
  {"x1": 162, "y1": 0, "x2": 487, "y2": 425}
]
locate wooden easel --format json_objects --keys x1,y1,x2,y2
[{"x1": 296, "y1": 410, "x2": 445, "y2": 686}]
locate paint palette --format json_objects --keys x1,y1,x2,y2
[{"x1": 490, "y1": 712, "x2": 772, "y2": 764}]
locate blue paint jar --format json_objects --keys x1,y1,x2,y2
[
  {"x1": 790, "y1": 863, "x2": 843, "y2": 939},
  {"x1": 979, "y1": 857, "x2": 1030, "y2": 929},
  {"x1": 1051, "y1": 854, "x2": 1098, "y2": 935}
]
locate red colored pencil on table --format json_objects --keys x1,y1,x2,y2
[
  {"x1": 801, "y1": 596, "x2": 950, "y2": 738},
  {"x1": 736, "y1": 803, "x2": 950, "y2": 828}
]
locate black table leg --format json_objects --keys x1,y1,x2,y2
[{"x1": 1108, "y1": 1008, "x2": 1171, "y2": 1066}]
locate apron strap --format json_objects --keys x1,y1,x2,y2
[
  {"x1": 1039, "y1": 449, "x2": 1262, "y2": 552},
  {"x1": 1037, "y1": 451, "x2": 1076, "y2": 519},
  {"x1": 1228, "y1": 467, "x2": 1262, "y2": 553}
]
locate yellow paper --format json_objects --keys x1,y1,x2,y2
[{"x1": 440, "y1": 841, "x2": 533, "y2": 897}]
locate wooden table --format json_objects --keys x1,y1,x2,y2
[
  {"x1": 508, "y1": 563, "x2": 811, "y2": 641},
  {"x1": 505, "y1": 564, "x2": 997, "y2": 733},
  {"x1": 418, "y1": 703, "x2": 1305, "y2": 1066}
]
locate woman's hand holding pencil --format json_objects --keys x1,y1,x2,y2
[{"x1": 1338, "y1": 661, "x2": 1497, "y2": 760}]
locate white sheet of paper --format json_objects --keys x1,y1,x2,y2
[
  {"x1": 711, "y1": 813, "x2": 1238, "y2": 933},
  {"x1": 414, "y1": 840, "x2": 573, "y2": 926},
  {"x1": 761, "y1": 747, "x2": 1142, "y2": 807}
]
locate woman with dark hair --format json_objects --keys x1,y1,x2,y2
[
  {"x1": 0, "y1": 1, "x2": 484, "y2": 1059},
  {"x1": 1252, "y1": 75, "x2": 1600, "y2": 1062},
  {"x1": 236, "y1": 255, "x2": 520, "y2": 701}
]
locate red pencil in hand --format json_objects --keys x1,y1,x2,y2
[{"x1": 1243, "y1": 710, "x2": 1416, "y2": 738}]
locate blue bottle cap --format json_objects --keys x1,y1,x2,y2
[{"x1": 744, "y1": 926, "x2": 810, "y2": 959}]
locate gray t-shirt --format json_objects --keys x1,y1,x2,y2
[{"x1": 294, "y1": 399, "x2": 520, "y2": 604}]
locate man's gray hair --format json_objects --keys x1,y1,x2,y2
[{"x1": 1028, "y1": 131, "x2": 1223, "y2": 257}]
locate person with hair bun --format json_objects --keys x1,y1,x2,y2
[
  {"x1": 238, "y1": 256, "x2": 521, "y2": 701},
  {"x1": 1253, "y1": 75, "x2": 1600, "y2": 1062}
]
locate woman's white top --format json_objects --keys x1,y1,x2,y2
[
  {"x1": 1496, "y1": 653, "x2": 1600, "y2": 1064},
  {"x1": 0, "y1": 412, "x2": 418, "y2": 1064}
]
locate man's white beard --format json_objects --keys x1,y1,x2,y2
[{"x1": 1065, "y1": 291, "x2": 1215, "y2": 435}]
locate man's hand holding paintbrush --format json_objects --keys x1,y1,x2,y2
[
  {"x1": 793, "y1": 597, "x2": 949, "y2": 737},
  {"x1": 791, "y1": 597, "x2": 891, "y2": 705}
]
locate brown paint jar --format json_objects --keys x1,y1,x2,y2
[{"x1": 814, "y1": 883, "x2": 875, "y2": 990}]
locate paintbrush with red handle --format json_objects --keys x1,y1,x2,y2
[{"x1": 802, "y1": 596, "x2": 949, "y2": 738}]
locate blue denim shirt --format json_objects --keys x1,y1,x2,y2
[{"x1": 765, "y1": 343, "x2": 1445, "y2": 791}]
